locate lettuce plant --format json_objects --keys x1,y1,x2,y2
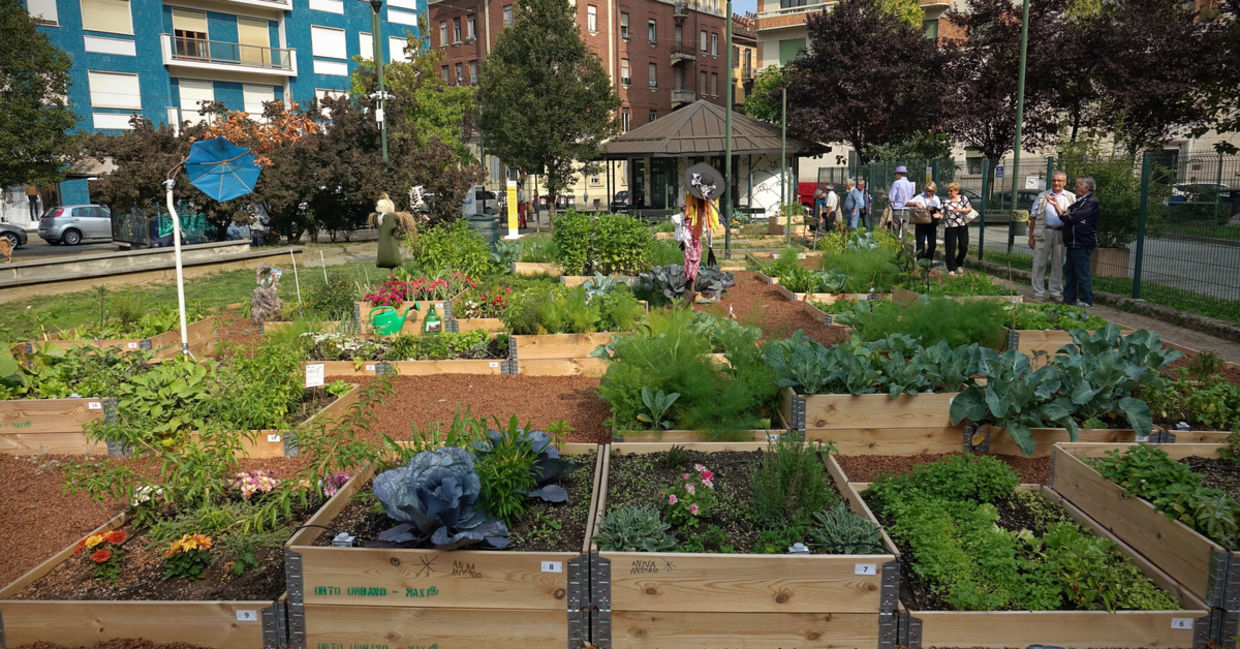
[{"x1": 372, "y1": 446, "x2": 510, "y2": 549}]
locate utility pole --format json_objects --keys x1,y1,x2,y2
[
  {"x1": 723, "y1": 2, "x2": 733, "y2": 259},
  {"x1": 1007, "y1": 0, "x2": 1030, "y2": 242},
  {"x1": 366, "y1": 0, "x2": 390, "y2": 163},
  {"x1": 781, "y1": 85, "x2": 788, "y2": 247}
]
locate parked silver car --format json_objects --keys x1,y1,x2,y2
[{"x1": 38, "y1": 204, "x2": 112, "y2": 245}]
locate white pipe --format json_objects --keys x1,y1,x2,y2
[
  {"x1": 290, "y1": 249, "x2": 302, "y2": 305},
  {"x1": 163, "y1": 179, "x2": 190, "y2": 356}
]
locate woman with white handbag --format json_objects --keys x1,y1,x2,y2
[{"x1": 941, "y1": 182, "x2": 976, "y2": 275}]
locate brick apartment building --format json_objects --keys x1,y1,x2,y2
[{"x1": 429, "y1": 0, "x2": 731, "y2": 205}]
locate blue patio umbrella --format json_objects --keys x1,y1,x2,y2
[{"x1": 185, "y1": 137, "x2": 261, "y2": 202}]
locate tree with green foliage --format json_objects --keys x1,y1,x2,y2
[
  {"x1": 742, "y1": 66, "x2": 784, "y2": 123},
  {"x1": 0, "y1": 2, "x2": 79, "y2": 186},
  {"x1": 476, "y1": 0, "x2": 620, "y2": 211},
  {"x1": 350, "y1": 29, "x2": 478, "y2": 165}
]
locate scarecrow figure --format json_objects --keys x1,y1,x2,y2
[
  {"x1": 682, "y1": 163, "x2": 725, "y2": 303},
  {"x1": 250, "y1": 262, "x2": 283, "y2": 325},
  {"x1": 370, "y1": 192, "x2": 417, "y2": 269}
]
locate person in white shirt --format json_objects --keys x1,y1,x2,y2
[
  {"x1": 906, "y1": 182, "x2": 942, "y2": 263},
  {"x1": 1027, "y1": 172, "x2": 1076, "y2": 302}
]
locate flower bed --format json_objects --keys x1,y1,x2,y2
[
  {"x1": 848, "y1": 454, "x2": 1210, "y2": 648},
  {"x1": 588, "y1": 441, "x2": 893, "y2": 648},
  {"x1": 20, "y1": 315, "x2": 219, "y2": 360}
]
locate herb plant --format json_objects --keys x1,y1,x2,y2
[
  {"x1": 750, "y1": 437, "x2": 836, "y2": 528},
  {"x1": 808, "y1": 503, "x2": 884, "y2": 554},
  {"x1": 593, "y1": 504, "x2": 677, "y2": 552}
]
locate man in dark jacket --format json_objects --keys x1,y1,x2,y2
[{"x1": 1060, "y1": 177, "x2": 1099, "y2": 308}]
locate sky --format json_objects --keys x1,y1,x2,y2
[{"x1": 734, "y1": 0, "x2": 758, "y2": 15}]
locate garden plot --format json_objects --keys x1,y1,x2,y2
[
  {"x1": 844, "y1": 454, "x2": 1210, "y2": 649},
  {"x1": 299, "y1": 330, "x2": 512, "y2": 377},
  {"x1": 589, "y1": 441, "x2": 893, "y2": 649},
  {"x1": 19, "y1": 315, "x2": 220, "y2": 360},
  {"x1": 285, "y1": 437, "x2": 600, "y2": 649}
]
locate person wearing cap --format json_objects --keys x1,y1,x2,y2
[
  {"x1": 887, "y1": 165, "x2": 916, "y2": 239},
  {"x1": 1027, "y1": 171, "x2": 1075, "y2": 302},
  {"x1": 815, "y1": 186, "x2": 839, "y2": 232},
  {"x1": 905, "y1": 181, "x2": 942, "y2": 262}
]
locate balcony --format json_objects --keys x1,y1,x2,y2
[
  {"x1": 673, "y1": 1, "x2": 688, "y2": 19},
  {"x1": 671, "y1": 43, "x2": 696, "y2": 65},
  {"x1": 215, "y1": 0, "x2": 291, "y2": 11},
  {"x1": 741, "y1": 65, "x2": 754, "y2": 81},
  {"x1": 671, "y1": 88, "x2": 696, "y2": 106},
  {"x1": 161, "y1": 33, "x2": 296, "y2": 78}
]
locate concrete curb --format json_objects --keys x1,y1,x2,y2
[{"x1": 967, "y1": 258, "x2": 1240, "y2": 345}]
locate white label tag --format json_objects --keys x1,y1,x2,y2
[
  {"x1": 854, "y1": 563, "x2": 878, "y2": 576},
  {"x1": 126, "y1": 342, "x2": 139, "y2": 349},
  {"x1": 305, "y1": 363, "x2": 325, "y2": 388},
  {"x1": 1171, "y1": 618, "x2": 1193, "y2": 630},
  {"x1": 766, "y1": 433, "x2": 780, "y2": 442},
  {"x1": 796, "y1": 253, "x2": 807, "y2": 260},
  {"x1": 236, "y1": 610, "x2": 258, "y2": 622},
  {"x1": 365, "y1": 364, "x2": 376, "y2": 372},
  {"x1": 88, "y1": 401, "x2": 102, "y2": 410},
  {"x1": 267, "y1": 434, "x2": 282, "y2": 443},
  {"x1": 541, "y1": 561, "x2": 563, "y2": 573},
  {"x1": 489, "y1": 361, "x2": 499, "y2": 368}
]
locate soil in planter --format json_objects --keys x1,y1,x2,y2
[
  {"x1": 311, "y1": 450, "x2": 596, "y2": 553},
  {"x1": 835, "y1": 452, "x2": 1052, "y2": 485},
  {"x1": 693, "y1": 272, "x2": 849, "y2": 347},
  {"x1": 604, "y1": 448, "x2": 843, "y2": 554},
  {"x1": 8, "y1": 456, "x2": 317, "y2": 602},
  {"x1": 336, "y1": 375, "x2": 613, "y2": 445},
  {"x1": 1182, "y1": 456, "x2": 1240, "y2": 500}
]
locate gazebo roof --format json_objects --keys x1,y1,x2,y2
[{"x1": 599, "y1": 100, "x2": 828, "y2": 159}]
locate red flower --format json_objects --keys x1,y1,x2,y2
[
  {"x1": 90, "y1": 549, "x2": 111, "y2": 563},
  {"x1": 106, "y1": 530, "x2": 126, "y2": 544}
]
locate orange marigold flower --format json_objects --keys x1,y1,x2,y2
[
  {"x1": 90, "y1": 549, "x2": 111, "y2": 563},
  {"x1": 105, "y1": 530, "x2": 126, "y2": 544}
]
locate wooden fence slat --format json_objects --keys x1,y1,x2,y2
[
  {"x1": 0, "y1": 600, "x2": 269, "y2": 649},
  {"x1": 304, "y1": 605, "x2": 566, "y2": 648},
  {"x1": 608, "y1": 611, "x2": 879, "y2": 649},
  {"x1": 912, "y1": 610, "x2": 1201, "y2": 649}
]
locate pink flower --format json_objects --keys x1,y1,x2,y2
[
  {"x1": 699, "y1": 469, "x2": 714, "y2": 482},
  {"x1": 685, "y1": 483, "x2": 696, "y2": 495},
  {"x1": 702, "y1": 478, "x2": 714, "y2": 488},
  {"x1": 682, "y1": 473, "x2": 690, "y2": 480},
  {"x1": 694, "y1": 464, "x2": 706, "y2": 472},
  {"x1": 689, "y1": 504, "x2": 699, "y2": 515},
  {"x1": 668, "y1": 494, "x2": 678, "y2": 505}
]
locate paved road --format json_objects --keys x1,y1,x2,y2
[{"x1": 11, "y1": 236, "x2": 117, "y2": 260}]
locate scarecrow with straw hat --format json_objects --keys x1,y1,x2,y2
[{"x1": 682, "y1": 163, "x2": 725, "y2": 304}]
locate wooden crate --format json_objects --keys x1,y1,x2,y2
[
  {"x1": 0, "y1": 513, "x2": 284, "y2": 649},
  {"x1": 1051, "y1": 442, "x2": 1240, "y2": 610},
  {"x1": 451, "y1": 316, "x2": 506, "y2": 333},
  {"x1": 0, "y1": 397, "x2": 112, "y2": 455},
  {"x1": 836, "y1": 476, "x2": 1210, "y2": 649},
  {"x1": 512, "y1": 332, "x2": 617, "y2": 377},
  {"x1": 513, "y1": 262, "x2": 564, "y2": 277},
  {"x1": 21, "y1": 316, "x2": 219, "y2": 360},
  {"x1": 590, "y1": 443, "x2": 892, "y2": 649},
  {"x1": 354, "y1": 300, "x2": 450, "y2": 335},
  {"x1": 777, "y1": 388, "x2": 959, "y2": 453},
  {"x1": 309, "y1": 358, "x2": 507, "y2": 378},
  {"x1": 775, "y1": 284, "x2": 891, "y2": 304},
  {"x1": 285, "y1": 444, "x2": 602, "y2": 649}
]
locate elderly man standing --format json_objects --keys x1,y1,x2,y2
[
  {"x1": 887, "y1": 165, "x2": 915, "y2": 239},
  {"x1": 842, "y1": 179, "x2": 859, "y2": 229},
  {"x1": 1027, "y1": 172, "x2": 1075, "y2": 302},
  {"x1": 1061, "y1": 177, "x2": 1100, "y2": 308}
]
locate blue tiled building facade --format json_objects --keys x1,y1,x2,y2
[{"x1": 21, "y1": 0, "x2": 421, "y2": 207}]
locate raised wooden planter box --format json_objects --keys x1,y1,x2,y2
[
  {"x1": 21, "y1": 316, "x2": 220, "y2": 360},
  {"x1": 892, "y1": 286, "x2": 1021, "y2": 306},
  {"x1": 1051, "y1": 442, "x2": 1240, "y2": 611},
  {"x1": 308, "y1": 358, "x2": 507, "y2": 378},
  {"x1": 836, "y1": 475, "x2": 1211, "y2": 648},
  {"x1": 1004, "y1": 327, "x2": 1137, "y2": 368},
  {"x1": 589, "y1": 442, "x2": 892, "y2": 649},
  {"x1": 775, "y1": 284, "x2": 891, "y2": 304},
  {"x1": 513, "y1": 261, "x2": 564, "y2": 277},
  {"x1": 0, "y1": 511, "x2": 286, "y2": 649},
  {"x1": 283, "y1": 444, "x2": 602, "y2": 649},
  {"x1": 353, "y1": 300, "x2": 451, "y2": 335},
  {"x1": 511, "y1": 332, "x2": 617, "y2": 377},
  {"x1": 0, "y1": 397, "x2": 112, "y2": 455},
  {"x1": 560, "y1": 275, "x2": 637, "y2": 288},
  {"x1": 449, "y1": 316, "x2": 506, "y2": 333},
  {"x1": 777, "y1": 388, "x2": 959, "y2": 454},
  {"x1": 611, "y1": 429, "x2": 788, "y2": 443}
]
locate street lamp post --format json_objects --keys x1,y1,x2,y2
[
  {"x1": 723, "y1": 0, "x2": 733, "y2": 259},
  {"x1": 364, "y1": 0, "x2": 390, "y2": 163},
  {"x1": 1007, "y1": 0, "x2": 1030, "y2": 251}
]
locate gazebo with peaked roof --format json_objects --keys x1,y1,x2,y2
[{"x1": 594, "y1": 100, "x2": 828, "y2": 216}]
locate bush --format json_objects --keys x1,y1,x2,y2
[
  {"x1": 849, "y1": 297, "x2": 1007, "y2": 349},
  {"x1": 1059, "y1": 142, "x2": 1167, "y2": 248},
  {"x1": 819, "y1": 247, "x2": 901, "y2": 292},
  {"x1": 750, "y1": 436, "x2": 837, "y2": 528},
  {"x1": 407, "y1": 219, "x2": 492, "y2": 277},
  {"x1": 552, "y1": 211, "x2": 655, "y2": 275},
  {"x1": 502, "y1": 284, "x2": 644, "y2": 335}
]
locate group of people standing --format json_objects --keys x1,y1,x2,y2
[
  {"x1": 1027, "y1": 172, "x2": 1100, "y2": 308},
  {"x1": 812, "y1": 178, "x2": 872, "y2": 232}
]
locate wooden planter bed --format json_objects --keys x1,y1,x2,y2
[
  {"x1": 353, "y1": 300, "x2": 452, "y2": 335},
  {"x1": 560, "y1": 275, "x2": 637, "y2": 288},
  {"x1": 0, "y1": 513, "x2": 292, "y2": 649},
  {"x1": 775, "y1": 284, "x2": 892, "y2": 304},
  {"x1": 513, "y1": 261, "x2": 564, "y2": 277},
  {"x1": 836, "y1": 476, "x2": 1212, "y2": 648},
  {"x1": 309, "y1": 358, "x2": 508, "y2": 377},
  {"x1": 891, "y1": 286, "x2": 1022, "y2": 306},
  {"x1": 449, "y1": 316, "x2": 506, "y2": 334},
  {"x1": 20, "y1": 316, "x2": 220, "y2": 360},
  {"x1": 1051, "y1": 442, "x2": 1240, "y2": 611},
  {"x1": 511, "y1": 332, "x2": 618, "y2": 377},
  {"x1": 610, "y1": 429, "x2": 789, "y2": 443},
  {"x1": 283, "y1": 444, "x2": 602, "y2": 649},
  {"x1": 587, "y1": 442, "x2": 894, "y2": 649}
]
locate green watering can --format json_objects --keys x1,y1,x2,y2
[{"x1": 368, "y1": 304, "x2": 420, "y2": 336}]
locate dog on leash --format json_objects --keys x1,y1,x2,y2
[{"x1": 0, "y1": 238, "x2": 12, "y2": 263}]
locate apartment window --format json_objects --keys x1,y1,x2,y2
[
  {"x1": 620, "y1": 12, "x2": 629, "y2": 39},
  {"x1": 439, "y1": 21, "x2": 448, "y2": 46},
  {"x1": 454, "y1": 62, "x2": 463, "y2": 83},
  {"x1": 620, "y1": 59, "x2": 630, "y2": 86},
  {"x1": 648, "y1": 109, "x2": 656, "y2": 122},
  {"x1": 924, "y1": 19, "x2": 938, "y2": 39},
  {"x1": 243, "y1": 84, "x2": 273, "y2": 118},
  {"x1": 172, "y1": 8, "x2": 208, "y2": 59},
  {"x1": 779, "y1": 0, "x2": 808, "y2": 7},
  {"x1": 237, "y1": 17, "x2": 270, "y2": 66},
  {"x1": 28, "y1": 0, "x2": 58, "y2": 25},
  {"x1": 389, "y1": 36, "x2": 412, "y2": 62},
  {"x1": 710, "y1": 72, "x2": 718, "y2": 96},
  {"x1": 647, "y1": 19, "x2": 656, "y2": 44},
  {"x1": 441, "y1": 65, "x2": 449, "y2": 81},
  {"x1": 81, "y1": 0, "x2": 132, "y2": 34},
  {"x1": 778, "y1": 38, "x2": 805, "y2": 64},
  {"x1": 699, "y1": 29, "x2": 707, "y2": 51},
  {"x1": 711, "y1": 33, "x2": 718, "y2": 56},
  {"x1": 88, "y1": 71, "x2": 141, "y2": 109},
  {"x1": 503, "y1": 5, "x2": 513, "y2": 25},
  {"x1": 359, "y1": 32, "x2": 374, "y2": 60},
  {"x1": 467, "y1": 15, "x2": 476, "y2": 39},
  {"x1": 732, "y1": 45, "x2": 738, "y2": 68},
  {"x1": 622, "y1": 108, "x2": 630, "y2": 132},
  {"x1": 700, "y1": 71, "x2": 707, "y2": 95},
  {"x1": 469, "y1": 60, "x2": 478, "y2": 84},
  {"x1": 675, "y1": 24, "x2": 682, "y2": 43},
  {"x1": 587, "y1": 5, "x2": 597, "y2": 32},
  {"x1": 648, "y1": 62, "x2": 657, "y2": 88},
  {"x1": 311, "y1": 25, "x2": 347, "y2": 59},
  {"x1": 452, "y1": 17, "x2": 461, "y2": 43},
  {"x1": 177, "y1": 79, "x2": 214, "y2": 117}
]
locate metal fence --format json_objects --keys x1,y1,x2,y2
[{"x1": 816, "y1": 153, "x2": 1240, "y2": 320}]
